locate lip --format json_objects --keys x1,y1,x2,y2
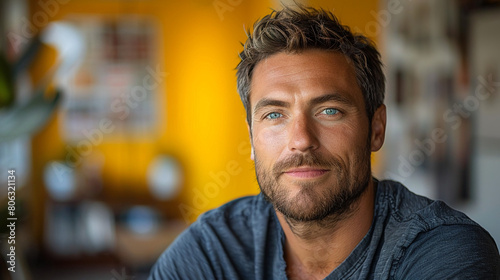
[{"x1": 283, "y1": 167, "x2": 330, "y2": 179}]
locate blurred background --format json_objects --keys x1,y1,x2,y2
[{"x1": 0, "y1": 0, "x2": 499, "y2": 279}]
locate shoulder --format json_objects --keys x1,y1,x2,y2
[
  {"x1": 377, "y1": 180, "x2": 500, "y2": 278},
  {"x1": 394, "y1": 223, "x2": 500, "y2": 279},
  {"x1": 149, "y1": 194, "x2": 274, "y2": 279},
  {"x1": 377, "y1": 180, "x2": 473, "y2": 226}
]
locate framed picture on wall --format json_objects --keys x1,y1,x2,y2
[{"x1": 59, "y1": 15, "x2": 161, "y2": 142}]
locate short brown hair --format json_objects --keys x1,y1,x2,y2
[{"x1": 236, "y1": 5, "x2": 385, "y2": 127}]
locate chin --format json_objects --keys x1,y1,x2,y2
[{"x1": 278, "y1": 187, "x2": 334, "y2": 221}]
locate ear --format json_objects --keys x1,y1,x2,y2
[
  {"x1": 370, "y1": 104, "x2": 386, "y2": 152},
  {"x1": 247, "y1": 122, "x2": 255, "y2": 161}
]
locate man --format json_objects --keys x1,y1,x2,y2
[{"x1": 150, "y1": 6, "x2": 499, "y2": 279}]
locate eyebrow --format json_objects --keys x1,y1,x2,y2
[
  {"x1": 253, "y1": 99, "x2": 290, "y2": 115},
  {"x1": 252, "y1": 93, "x2": 354, "y2": 115},
  {"x1": 308, "y1": 93, "x2": 354, "y2": 107}
]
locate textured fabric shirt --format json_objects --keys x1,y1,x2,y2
[{"x1": 149, "y1": 180, "x2": 500, "y2": 279}]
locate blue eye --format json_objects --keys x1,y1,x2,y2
[
  {"x1": 266, "y1": 112, "x2": 282, "y2": 119},
  {"x1": 322, "y1": 108, "x2": 339, "y2": 115}
]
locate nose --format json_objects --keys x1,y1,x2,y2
[{"x1": 287, "y1": 114, "x2": 319, "y2": 152}]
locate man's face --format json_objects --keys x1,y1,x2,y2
[{"x1": 249, "y1": 49, "x2": 384, "y2": 222}]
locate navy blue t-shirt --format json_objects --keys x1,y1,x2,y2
[{"x1": 149, "y1": 180, "x2": 500, "y2": 279}]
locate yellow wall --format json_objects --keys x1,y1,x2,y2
[{"x1": 29, "y1": 0, "x2": 380, "y2": 228}]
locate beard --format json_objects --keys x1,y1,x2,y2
[{"x1": 255, "y1": 144, "x2": 372, "y2": 223}]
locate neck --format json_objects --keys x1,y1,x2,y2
[{"x1": 277, "y1": 179, "x2": 376, "y2": 279}]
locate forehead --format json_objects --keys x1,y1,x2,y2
[{"x1": 249, "y1": 49, "x2": 363, "y2": 109}]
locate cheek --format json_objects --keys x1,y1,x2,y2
[
  {"x1": 320, "y1": 124, "x2": 358, "y2": 148},
  {"x1": 319, "y1": 123, "x2": 369, "y2": 161},
  {"x1": 253, "y1": 127, "x2": 287, "y2": 157}
]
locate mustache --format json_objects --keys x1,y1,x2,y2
[{"x1": 272, "y1": 152, "x2": 342, "y2": 176}]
